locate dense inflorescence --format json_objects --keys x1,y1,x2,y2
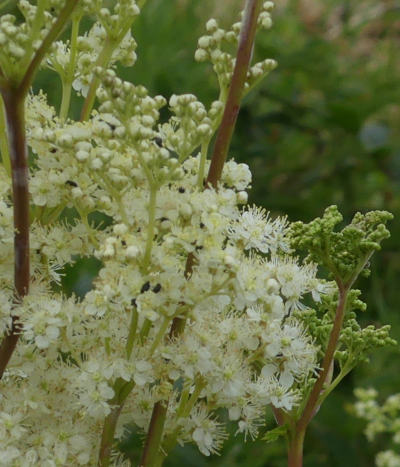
[{"x1": 0, "y1": 1, "x2": 394, "y2": 466}]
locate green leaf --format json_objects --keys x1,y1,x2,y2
[{"x1": 262, "y1": 424, "x2": 288, "y2": 443}]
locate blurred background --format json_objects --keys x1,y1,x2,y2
[{"x1": 33, "y1": 0, "x2": 400, "y2": 465}]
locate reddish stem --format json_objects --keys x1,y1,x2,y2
[
  {"x1": 296, "y1": 284, "x2": 348, "y2": 433},
  {"x1": 140, "y1": 2, "x2": 263, "y2": 464},
  {"x1": 0, "y1": 89, "x2": 29, "y2": 379},
  {"x1": 139, "y1": 401, "x2": 168, "y2": 467},
  {"x1": 98, "y1": 403, "x2": 124, "y2": 467},
  {"x1": 287, "y1": 428, "x2": 305, "y2": 467},
  {"x1": 206, "y1": 0, "x2": 262, "y2": 188},
  {"x1": 0, "y1": 0, "x2": 79, "y2": 380}
]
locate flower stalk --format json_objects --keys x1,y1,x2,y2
[
  {"x1": 139, "y1": 401, "x2": 168, "y2": 467},
  {"x1": 296, "y1": 284, "x2": 348, "y2": 433},
  {"x1": 140, "y1": 1, "x2": 264, "y2": 464},
  {"x1": 98, "y1": 403, "x2": 124, "y2": 467},
  {"x1": 0, "y1": 0, "x2": 79, "y2": 380},
  {"x1": 287, "y1": 427, "x2": 305, "y2": 467},
  {"x1": 60, "y1": 13, "x2": 82, "y2": 120},
  {"x1": 206, "y1": 0, "x2": 262, "y2": 188},
  {"x1": 285, "y1": 283, "x2": 349, "y2": 465},
  {"x1": 0, "y1": 88, "x2": 28, "y2": 379}
]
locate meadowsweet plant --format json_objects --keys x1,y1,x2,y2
[
  {"x1": 0, "y1": 1, "x2": 394, "y2": 466},
  {"x1": 354, "y1": 388, "x2": 400, "y2": 467}
]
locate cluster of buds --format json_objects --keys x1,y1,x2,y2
[
  {"x1": 159, "y1": 94, "x2": 213, "y2": 160},
  {"x1": 195, "y1": 2, "x2": 277, "y2": 95}
]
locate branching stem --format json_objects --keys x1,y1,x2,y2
[
  {"x1": 296, "y1": 284, "x2": 348, "y2": 432},
  {"x1": 140, "y1": 2, "x2": 263, "y2": 464},
  {"x1": 19, "y1": 0, "x2": 80, "y2": 98},
  {"x1": 284, "y1": 283, "x2": 349, "y2": 466}
]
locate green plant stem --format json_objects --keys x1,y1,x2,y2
[
  {"x1": 206, "y1": 0, "x2": 261, "y2": 188},
  {"x1": 175, "y1": 385, "x2": 190, "y2": 417},
  {"x1": 196, "y1": 139, "x2": 210, "y2": 189},
  {"x1": 0, "y1": 95, "x2": 10, "y2": 176},
  {"x1": 160, "y1": 379, "x2": 206, "y2": 459},
  {"x1": 180, "y1": 378, "x2": 205, "y2": 418},
  {"x1": 317, "y1": 364, "x2": 352, "y2": 408},
  {"x1": 80, "y1": 38, "x2": 115, "y2": 121},
  {"x1": 126, "y1": 307, "x2": 138, "y2": 359},
  {"x1": 142, "y1": 187, "x2": 157, "y2": 271},
  {"x1": 139, "y1": 401, "x2": 168, "y2": 467},
  {"x1": 140, "y1": 304, "x2": 189, "y2": 466},
  {"x1": 60, "y1": 80, "x2": 73, "y2": 121},
  {"x1": 296, "y1": 284, "x2": 349, "y2": 433},
  {"x1": 75, "y1": 205, "x2": 99, "y2": 248},
  {"x1": 140, "y1": 318, "x2": 152, "y2": 342},
  {"x1": 60, "y1": 14, "x2": 81, "y2": 120},
  {"x1": 98, "y1": 378, "x2": 135, "y2": 465},
  {"x1": 150, "y1": 317, "x2": 171, "y2": 355}
]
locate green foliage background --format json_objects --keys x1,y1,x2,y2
[{"x1": 27, "y1": 0, "x2": 400, "y2": 465}]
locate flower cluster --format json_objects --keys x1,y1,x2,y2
[
  {"x1": 0, "y1": 1, "x2": 394, "y2": 466},
  {"x1": 354, "y1": 388, "x2": 400, "y2": 467},
  {"x1": 194, "y1": 1, "x2": 277, "y2": 96}
]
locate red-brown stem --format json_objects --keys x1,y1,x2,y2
[
  {"x1": 296, "y1": 284, "x2": 348, "y2": 434},
  {"x1": 206, "y1": 0, "x2": 261, "y2": 188},
  {"x1": 141, "y1": 2, "x2": 263, "y2": 464},
  {"x1": 139, "y1": 401, "x2": 168, "y2": 467},
  {"x1": 174, "y1": 0, "x2": 263, "y2": 334},
  {"x1": 172, "y1": 0, "x2": 263, "y2": 347},
  {"x1": 98, "y1": 403, "x2": 124, "y2": 467},
  {"x1": 140, "y1": 254, "x2": 192, "y2": 465},
  {"x1": 272, "y1": 406, "x2": 285, "y2": 426},
  {"x1": 0, "y1": 89, "x2": 29, "y2": 379},
  {"x1": 0, "y1": 1, "x2": 79, "y2": 380},
  {"x1": 287, "y1": 428, "x2": 305, "y2": 467}
]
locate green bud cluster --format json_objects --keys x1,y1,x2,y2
[
  {"x1": 338, "y1": 312, "x2": 395, "y2": 368},
  {"x1": 293, "y1": 307, "x2": 331, "y2": 361},
  {"x1": 290, "y1": 205, "x2": 393, "y2": 286},
  {"x1": 295, "y1": 288, "x2": 396, "y2": 385}
]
